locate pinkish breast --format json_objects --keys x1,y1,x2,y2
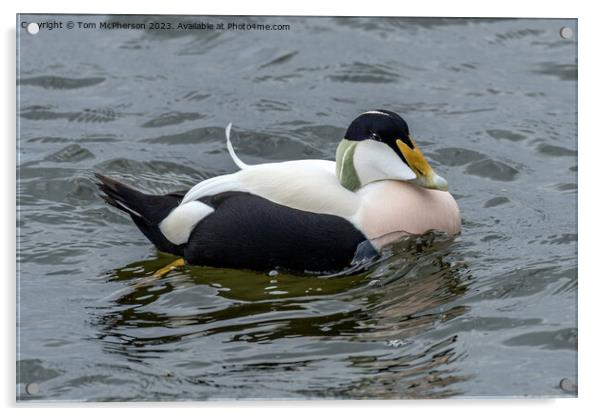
[{"x1": 357, "y1": 180, "x2": 461, "y2": 248}]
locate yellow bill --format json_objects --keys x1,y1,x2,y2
[{"x1": 396, "y1": 138, "x2": 448, "y2": 191}]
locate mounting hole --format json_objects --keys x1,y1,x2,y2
[
  {"x1": 560, "y1": 26, "x2": 573, "y2": 39},
  {"x1": 559, "y1": 377, "x2": 577, "y2": 393},
  {"x1": 25, "y1": 383, "x2": 40, "y2": 395},
  {"x1": 26, "y1": 22, "x2": 39, "y2": 35}
]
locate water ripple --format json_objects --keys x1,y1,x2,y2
[{"x1": 19, "y1": 75, "x2": 105, "y2": 89}]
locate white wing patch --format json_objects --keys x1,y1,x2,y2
[
  {"x1": 159, "y1": 201, "x2": 215, "y2": 245},
  {"x1": 161, "y1": 173, "x2": 248, "y2": 245}
]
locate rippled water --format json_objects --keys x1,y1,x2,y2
[{"x1": 17, "y1": 16, "x2": 577, "y2": 400}]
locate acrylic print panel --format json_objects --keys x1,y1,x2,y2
[{"x1": 16, "y1": 15, "x2": 577, "y2": 401}]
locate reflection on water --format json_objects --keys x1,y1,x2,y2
[
  {"x1": 90, "y1": 234, "x2": 471, "y2": 399},
  {"x1": 17, "y1": 15, "x2": 577, "y2": 400}
]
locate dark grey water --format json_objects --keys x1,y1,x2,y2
[{"x1": 17, "y1": 15, "x2": 577, "y2": 401}]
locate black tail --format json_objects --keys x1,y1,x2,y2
[{"x1": 95, "y1": 173, "x2": 184, "y2": 256}]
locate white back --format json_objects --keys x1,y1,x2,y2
[{"x1": 238, "y1": 160, "x2": 361, "y2": 218}]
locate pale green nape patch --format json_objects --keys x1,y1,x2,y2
[{"x1": 335, "y1": 139, "x2": 361, "y2": 192}]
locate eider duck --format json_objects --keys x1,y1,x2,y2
[{"x1": 96, "y1": 110, "x2": 460, "y2": 273}]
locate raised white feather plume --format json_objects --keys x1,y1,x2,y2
[{"x1": 225, "y1": 123, "x2": 249, "y2": 170}]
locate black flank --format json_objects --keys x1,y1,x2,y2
[
  {"x1": 96, "y1": 175, "x2": 372, "y2": 273},
  {"x1": 186, "y1": 192, "x2": 369, "y2": 273}
]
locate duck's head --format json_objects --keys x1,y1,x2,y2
[{"x1": 335, "y1": 110, "x2": 448, "y2": 192}]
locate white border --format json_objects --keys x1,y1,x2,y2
[{"x1": 3, "y1": 0, "x2": 598, "y2": 415}]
